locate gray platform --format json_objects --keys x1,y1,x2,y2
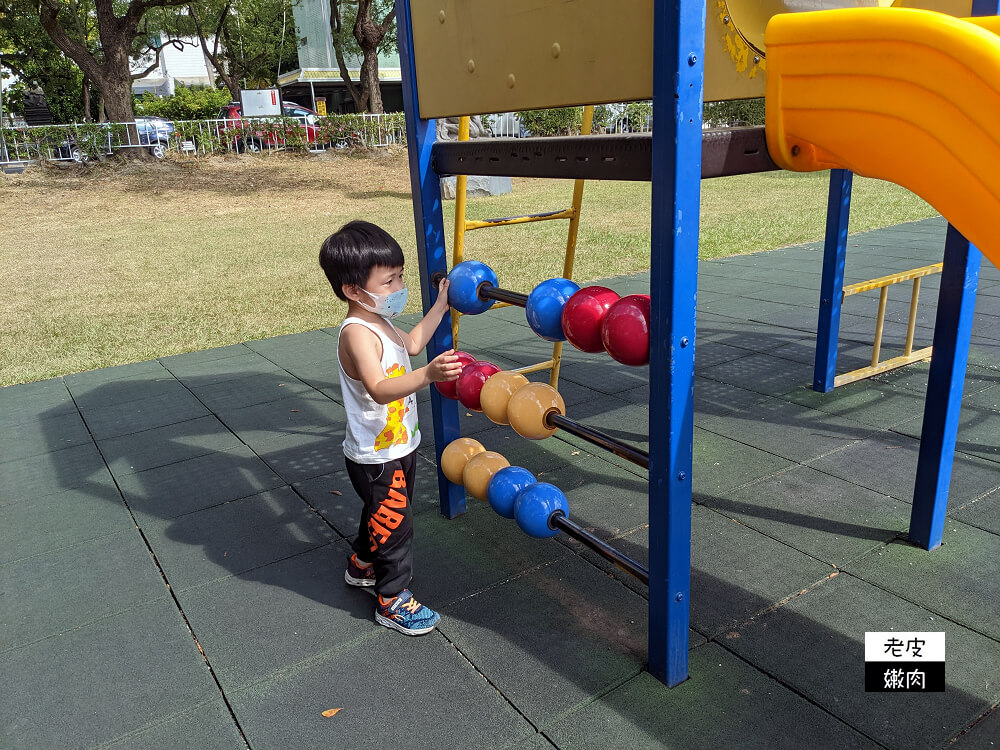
[{"x1": 2, "y1": 216, "x2": 999, "y2": 749}]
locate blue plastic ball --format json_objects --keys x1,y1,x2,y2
[
  {"x1": 487, "y1": 466, "x2": 537, "y2": 519},
  {"x1": 448, "y1": 260, "x2": 498, "y2": 315},
  {"x1": 525, "y1": 278, "x2": 580, "y2": 341},
  {"x1": 513, "y1": 482, "x2": 569, "y2": 538}
]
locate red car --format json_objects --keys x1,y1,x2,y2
[{"x1": 217, "y1": 101, "x2": 321, "y2": 152}]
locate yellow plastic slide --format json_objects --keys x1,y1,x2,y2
[{"x1": 764, "y1": 8, "x2": 1000, "y2": 268}]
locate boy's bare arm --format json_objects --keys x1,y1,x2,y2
[
  {"x1": 341, "y1": 324, "x2": 463, "y2": 405},
  {"x1": 401, "y1": 277, "x2": 452, "y2": 356}
]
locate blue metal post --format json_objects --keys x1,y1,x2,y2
[
  {"x1": 648, "y1": 0, "x2": 704, "y2": 687},
  {"x1": 396, "y1": 0, "x2": 465, "y2": 518},
  {"x1": 910, "y1": 226, "x2": 980, "y2": 549},
  {"x1": 813, "y1": 169, "x2": 853, "y2": 392},
  {"x1": 909, "y1": 0, "x2": 996, "y2": 549}
]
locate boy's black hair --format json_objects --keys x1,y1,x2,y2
[{"x1": 319, "y1": 220, "x2": 406, "y2": 301}]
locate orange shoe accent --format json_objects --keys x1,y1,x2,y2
[
  {"x1": 351, "y1": 554, "x2": 372, "y2": 569},
  {"x1": 378, "y1": 594, "x2": 397, "y2": 606}
]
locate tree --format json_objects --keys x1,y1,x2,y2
[
  {"x1": 329, "y1": 0, "x2": 396, "y2": 113},
  {"x1": 35, "y1": 0, "x2": 191, "y2": 126},
  {"x1": 0, "y1": 3, "x2": 94, "y2": 122},
  {"x1": 187, "y1": 0, "x2": 300, "y2": 101}
]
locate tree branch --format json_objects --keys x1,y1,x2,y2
[
  {"x1": 190, "y1": 2, "x2": 239, "y2": 97},
  {"x1": 378, "y1": 6, "x2": 396, "y2": 35},
  {"x1": 130, "y1": 38, "x2": 190, "y2": 80},
  {"x1": 39, "y1": 0, "x2": 106, "y2": 82},
  {"x1": 331, "y1": 36, "x2": 362, "y2": 107},
  {"x1": 126, "y1": 0, "x2": 191, "y2": 27}
]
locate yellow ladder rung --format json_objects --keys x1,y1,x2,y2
[
  {"x1": 465, "y1": 208, "x2": 575, "y2": 231},
  {"x1": 833, "y1": 347, "x2": 934, "y2": 388},
  {"x1": 513, "y1": 359, "x2": 557, "y2": 375},
  {"x1": 842, "y1": 263, "x2": 942, "y2": 298}
]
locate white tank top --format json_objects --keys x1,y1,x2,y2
[{"x1": 337, "y1": 317, "x2": 420, "y2": 464}]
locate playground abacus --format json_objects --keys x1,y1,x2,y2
[{"x1": 398, "y1": 0, "x2": 1000, "y2": 686}]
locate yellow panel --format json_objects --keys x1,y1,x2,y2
[
  {"x1": 411, "y1": 0, "x2": 970, "y2": 116},
  {"x1": 764, "y1": 8, "x2": 1000, "y2": 269},
  {"x1": 411, "y1": 0, "x2": 653, "y2": 118}
]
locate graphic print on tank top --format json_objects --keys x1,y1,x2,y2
[{"x1": 373, "y1": 362, "x2": 410, "y2": 451}]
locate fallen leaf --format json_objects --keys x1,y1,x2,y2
[
  {"x1": 322, "y1": 708, "x2": 343, "y2": 718},
  {"x1": 330, "y1": 490, "x2": 343, "y2": 496},
  {"x1": 291, "y1": 409, "x2": 299, "y2": 413}
]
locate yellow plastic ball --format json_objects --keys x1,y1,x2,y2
[
  {"x1": 507, "y1": 383, "x2": 566, "y2": 440},
  {"x1": 462, "y1": 451, "x2": 511, "y2": 501},
  {"x1": 441, "y1": 437, "x2": 485, "y2": 484},
  {"x1": 480, "y1": 371, "x2": 530, "y2": 425}
]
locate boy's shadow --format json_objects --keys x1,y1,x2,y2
[{"x1": 42, "y1": 366, "x2": 383, "y2": 690}]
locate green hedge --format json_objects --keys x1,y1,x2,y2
[{"x1": 134, "y1": 86, "x2": 233, "y2": 121}]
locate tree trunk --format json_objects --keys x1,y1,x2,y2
[
  {"x1": 352, "y1": 0, "x2": 394, "y2": 113},
  {"x1": 358, "y1": 52, "x2": 381, "y2": 113},
  {"x1": 81, "y1": 75, "x2": 91, "y2": 122}
]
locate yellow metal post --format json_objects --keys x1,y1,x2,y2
[
  {"x1": 872, "y1": 287, "x2": 889, "y2": 367},
  {"x1": 549, "y1": 104, "x2": 595, "y2": 387},
  {"x1": 451, "y1": 116, "x2": 470, "y2": 346},
  {"x1": 905, "y1": 278, "x2": 922, "y2": 356}
]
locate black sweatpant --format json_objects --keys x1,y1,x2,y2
[{"x1": 345, "y1": 451, "x2": 416, "y2": 598}]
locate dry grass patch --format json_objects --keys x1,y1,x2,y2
[{"x1": 1, "y1": 150, "x2": 937, "y2": 386}]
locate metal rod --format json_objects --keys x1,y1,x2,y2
[
  {"x1": 550, "y1": 512, "x2": 649, "y2": 584},
  {"x1": 547, "y1": 412, "x2": 650, "y2": 469},
  {"x1": 479, "y1": 282, "x2": 528, "y2": 307},
  {"x1": 431, "y1": 272, "x2": 529, "y2": 308}
]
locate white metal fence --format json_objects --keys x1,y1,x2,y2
[
  {"x1": 483, "y1": 104, "x2": 653, "y2": 138},
  {"x1": 0, "y1": 112, "x2": 406, "y2": 167},
  {"x1": 1, "y1": 106, "x2": 653, "y2": 168}
]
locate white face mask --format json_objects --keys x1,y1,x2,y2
[{"x1": 358, "y1": 286, "x2": 408, "y2": 319}]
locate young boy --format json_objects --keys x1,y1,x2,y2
[{"x1": 319, "y1": 220, "x2": 463, "y2": 636}]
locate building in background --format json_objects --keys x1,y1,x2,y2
[
  {"x1": 131, "y1": 36, "x2": 216, "y2": 97},
  {"x1": 278, "y1": 0, "x2": 401, "y2": 113}
]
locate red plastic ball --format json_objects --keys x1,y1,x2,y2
[
  {"x1": 601, "y1": 294, "x2": 651, "y2": 366},
  {"x1": 456, "y1": 360, "x2": 501, "y2": 411},
  {"x1": 434, "y1": 350, "x2": 477, "y2": 399},
  {"x1": 561, "y1": 286, "x2": 621, "y2": 353}
]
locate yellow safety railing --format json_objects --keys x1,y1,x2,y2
[
  {"x1": 834, "y1": 262, "x2": 942, "y2": 387},
  {"x1": 450, "y1": 105, "x2": 595, "y2": 387}
]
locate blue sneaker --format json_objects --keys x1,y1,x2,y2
[
  {"x1": 375, "y1": 590, "x2": 440, "y2": 636},
  {"x1": 344, "y1": 555, "x2": 376, "y2": 588}
]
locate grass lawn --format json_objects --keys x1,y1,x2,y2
[{"x1": 0, "y1": 149, "x2": 937, "y2": 386}]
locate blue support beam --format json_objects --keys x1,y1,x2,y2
[
  {"x1": 813, "y1": 169, "x2": 853, "y2": 392},
  {"x1": 909, "y1": 226, "x2": 980, "y2": 549},
  {"x1": 647, "y1": 0, "x2": 705, "y2": 687},
  {"x1": 396, "y1": 0, "x2": 465, "y2": 519},
  {"x1": 908, "y1": 0, "x2": 996, "y2": 549}
]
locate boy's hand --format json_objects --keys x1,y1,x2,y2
[
  {"x1": 427, "y1": 349, "x2": 465, "y2": 383},
  {"x1": 432, "y1": 277, "x2": 451, "y2": 312}
]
